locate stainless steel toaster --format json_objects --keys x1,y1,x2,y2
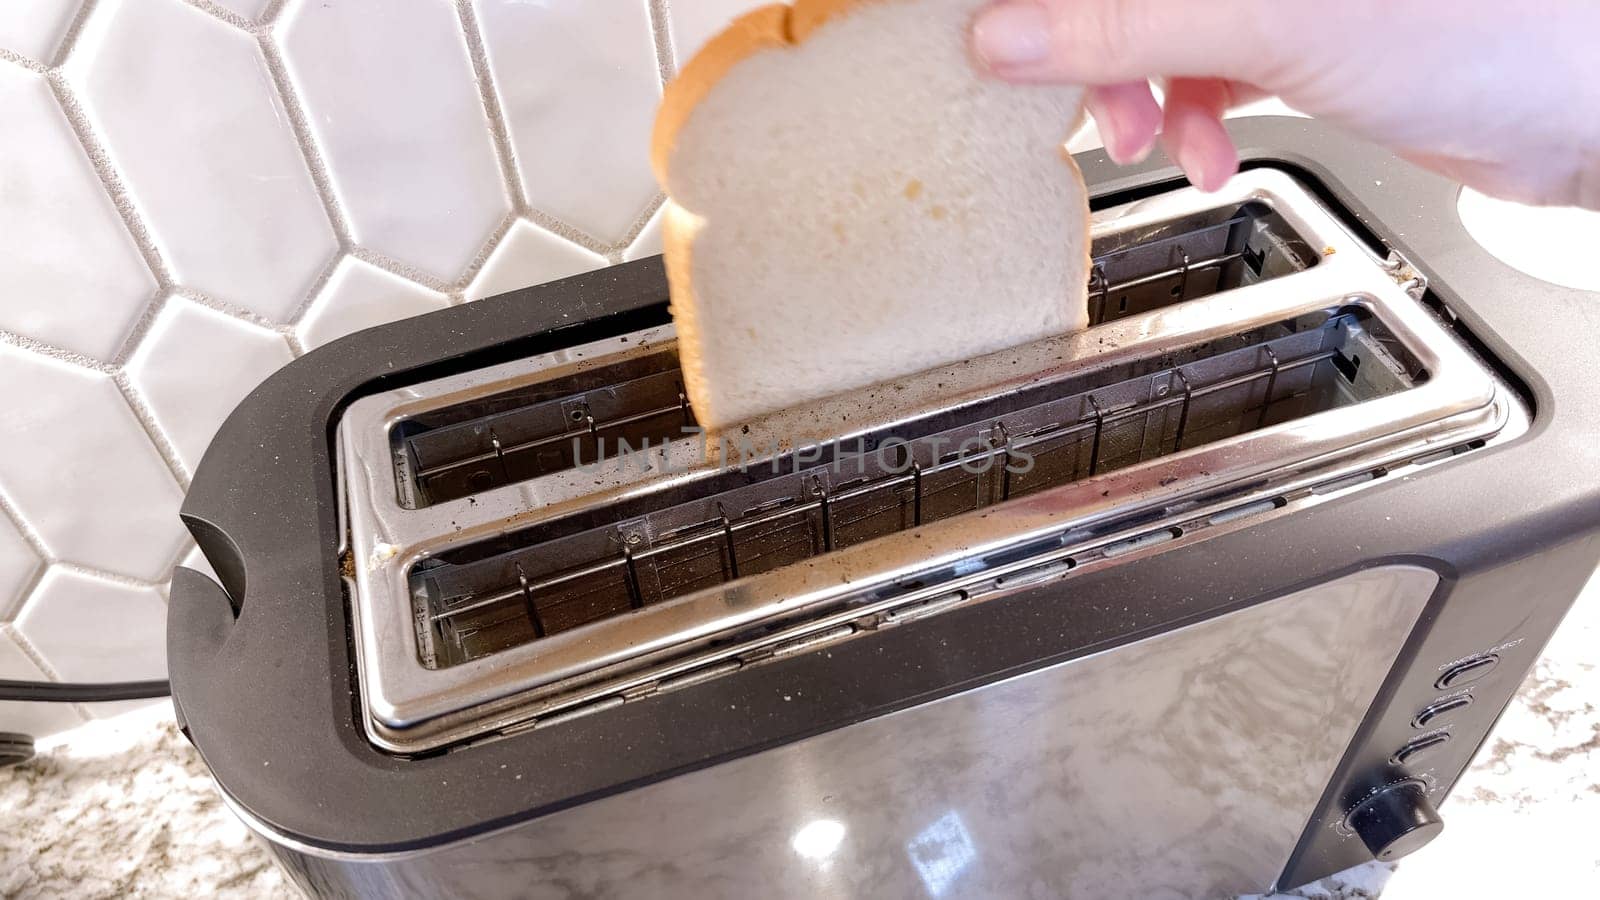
[{"x1": 169, "y1": 118, "x2": 1600, "y2": 898}]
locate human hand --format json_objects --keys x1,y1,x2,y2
[{"x1": 971, "y1": 0, "x2": 1600, "y2": 209}]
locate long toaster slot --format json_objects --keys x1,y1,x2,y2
[{"x1": 390, "y1": 201, "x2": 1315, "y2": 509}]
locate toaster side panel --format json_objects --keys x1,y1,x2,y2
[{"x1": 257, "y1": 565, "x2": 1435, "y2": 900}]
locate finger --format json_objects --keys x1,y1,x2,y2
[
  {"x1": 973, "y1": 0, "x2": 1284, "y2": 87},
  {"x1": 1085, "y1": 82, "x2": 1162, "y2": 165},
  {"x1": 1160, "y1": 78, "x2": 1241, "y2": 192}
]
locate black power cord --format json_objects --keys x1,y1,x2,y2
[
  {"x1": 0, "y1": 678, "x2": 171, "y2": 703},
  {"x1": 0, "y1": 679, "x2": 172, "y2": 768}
]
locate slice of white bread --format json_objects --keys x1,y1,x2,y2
[{"x1": 652, "y1": 0, "x2": 1091, "y2": 430}]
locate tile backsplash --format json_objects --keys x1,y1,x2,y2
[{"x1": 0, "y1": 0, "x2": 768, "y2": 737}]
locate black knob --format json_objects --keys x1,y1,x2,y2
[{"x1": 1346, "y1": 780, "x2": 1443, "y2": 861}]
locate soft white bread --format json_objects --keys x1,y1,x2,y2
[{"x1": 653, "y1": 0, "x2": 1091, "y2": 430}]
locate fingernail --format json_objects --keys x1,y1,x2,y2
[
  {"x1": 1175, "y1": 144, "x2": 1217, "y2": 192},
  {"x1": 973, "y1": 2, "x2": 1053, "y2": 70},
  {"x1": 1124, "y1": 129, "x2": 1158, "y2": 164},
  {"x1": 1108, "y1": 129, "x2": 1158, "y2": 166}
]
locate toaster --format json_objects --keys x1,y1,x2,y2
[{"x1": 169, "y1": 117, "x2": 1600, "y2": 898}]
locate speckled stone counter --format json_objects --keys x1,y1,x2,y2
[{"x1": 5, "y1": 569, "x2": 1596, "y2": 899}]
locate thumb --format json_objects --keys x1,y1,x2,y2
[{"x1": 972, "y1": 0, "x2": 1288, "y2": 87}]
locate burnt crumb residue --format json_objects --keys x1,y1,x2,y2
[{"x1": 1159, "y1": 475, "x2": 1180, "y2": 487}]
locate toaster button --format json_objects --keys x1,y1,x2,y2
[
  {"x1": 1435, "y1": 655, "x2": 1499, "y2": 690},
  {"x1": 1393, "y1": 732, "x2": 1452, "y2": 766},
  {"x1": 1412, "y1": 695, "x2": 1473, "y2": 729}
]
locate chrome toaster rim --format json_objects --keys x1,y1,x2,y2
[{"x1": 338, "y1": 168, "x2": 1517, "y2": 753}]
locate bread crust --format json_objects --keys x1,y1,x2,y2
[
  {"x1": 651, "y1": 1, "x2": 888, "y2": 189},
  {"x1": 653, "y1": 0, "x2": 1093, "y2": 430}
]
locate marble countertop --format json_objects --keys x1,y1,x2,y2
[{"x1": 4, "y1": 568, "x2": 1596, "y2": 898}]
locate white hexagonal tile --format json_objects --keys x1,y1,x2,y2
[
  {"x1": 280, "y1": 0, "x2": 508, "y2": 281},
  {"x1": 297, "y1": 258, "x2": 450, "y2": 351},
  {"x1": 667, "y1": 0, "x2": 770, "y2": 68},
  {"x1": 177, "y1": 542, "x2": 219, "y2": 591},
  {"x1": 15, "y1": 567, "x2": 167, "y2": 718},
  {"x1": 66, "y1": 0, "x2": 336, "y2": 322},
  {"x1": 210, "y1": 0, "x2": 269, "y2": 21},
  {"x1": 0, "y1": 630, "x2": 85, "y2": 738},
  {"x1": 465, "y1": 220, "x2": 608, "y2": 302},
  {"x1": 0, "y1": 513, "x2": 43, "y2": 619},
  {"x1": 0, "y1": 346, "x2": 186, "y2": 581},
  {"x1": 474, "y1": 0, "x2": 660, "y2": 244},
  {"x1": 0, "y1": 64, "x2": 157, "y2": 361},
  {"x1": 0, "y1": 0, "x2": 82, "y2": 64},
  {"x1": 623, "y1": 205, "x2": 665, "y2": 262},
  {"x1": 124, "y1": 298, "x2": 293, "y2": 474}
]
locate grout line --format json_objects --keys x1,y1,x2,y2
[
  {"x1": 348, "y1": 247, "x2": 456, "y2": 294},
  {"x1": 260, "y1": 0, "x2": 290, "y2": 27},
  {"x1": 0, "y1": 47, "x2": 50, "y2": 75},
  {"x1": 254, "y1": 29, "x2": 464, "y2": 315},
  {"x1": 522, "y1": 207, "x2": 613, "y2": 258},
  {"x1": 3, "y1": 623, "x2": 62, "y2": 681},
  {"x1": 0, "y1": 491, "x2": 53, "y2": 622},
  {"x1": 113, "y1": 375, "x2": 193, "y2": 490},
  {"x1": 452, "y1": 212, "x2": 517, "y2": 296},
  {"x1": 616, "y1": 193, "x2": 667, "y2": 256},
  {"x1": 43, "y1": 71, "x2": 195, "y2": 373},
  {"x1": 50, "y1": 0, "x2": 101, "y2": 68},
  {"x1": 256, "y1": 38, "x2": 355, "y2": 248},
  {"x1": 0, "y1": 567, "x2": 45, "y2": 623},
  {"x1": 167, "y1": 286, "x2": 283, "y2": 331},
  {"x1": 108, "y1": 288, "x2": 172, "y2": 368},
  {"x1": 647, "y1": 0, "x2": 678, "y2": 87},
  {"x1": 0, "y1": 624, "x2": 77, "y2": 705},
  {"x1": 45, "y1": 73, "x2": 176, "y2": 288},
  {"x1": 0, "y1": 491, "x2": 52, "y2": 566},
  {"x1": 283, "y1": 329, "x2": 307, "y2": 357},
  {"x1": 281, "y1": 249, "x2": 346, "y2": 334},
  {"x1": 0, "y1": 330, "x2": 117, "y2": 374},
  {"x1": 52, "y1": 560, "x2": 171, "y2": 592},
  {"x1": 455, "y1": 0, "x2": 530, "y2": 212},
  {"x1": 182, "y1": 0, "x2": 254, "y2": 31},
  {"x1": 3, "y1": 625, "x2": 95, "y2": 726}
]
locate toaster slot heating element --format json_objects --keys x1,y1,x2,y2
[{"x1": 338, "y1": 169, "x2": 1516, "y2": 752}]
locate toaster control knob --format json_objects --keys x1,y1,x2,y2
[{"x1": 1346, "y1": 780, "x2": 1443, "y2": 862}]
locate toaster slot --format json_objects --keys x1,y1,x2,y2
[
  {"x1": 391, "y1": 346, "x2": 694, "y2": 508},
  {"x1": 387, "y1": 201, "x2": 1315, "y2": 511},
  {"x1": 1088, "y1": 200, "x2": 1314, "y2": 324},
  {"x1": 413, "y1": 308, "x2": 1420, "y2": 668}
]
